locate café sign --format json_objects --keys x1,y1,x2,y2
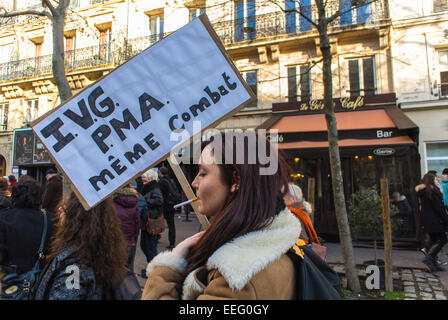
[{"x1": 373, "y1": 148, "x2": 395, "y2": 156}]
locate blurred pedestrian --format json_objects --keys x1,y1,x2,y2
[
  {"x1": 416, "y1": 173, "x2": 448, "y2": 271},
  {"x1": 158, "y1": 167, "x2": 179, "y2": 249},
  {"x1": 442, "y1": 168, "x2": 448, "y2": 210},
  {"x1": 33, "y1": 192, "x2": 128, "y2": 300},
  {"x1": 139, "y1": 169, "x2": 163, "y2": 278},
  {"x1": 391, "y1": 191, "x2": 413, "y2": 237},
  {"x1": 18, "y1": 174, "x2": 34, "y2": 183},
  {"x1": 0, "y1": 179, "x2": 56, "y2": 276},
  {"x1": 7, "y1": 175, "x2": 16, "y2": 194},
  {"x1": 284, "y1": 183, "x2": 316, "y2": 243},
  {"x1": 142, "y1": 132, "x2": 302, "y2": 300},
  {"x1": 0, "y1": 177, "x2": 11, "y2": 210},
  {"x1": 112, "y1": 185, "x2": 140, "y2": 273},
  {"x1": 42, "y1": 169, "x2": 62, "y2": 214}
]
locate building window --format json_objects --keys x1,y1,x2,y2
[
  {"x1": 242, "y1": 71, "x2": 257, "y2": 108},
  {"x1": 189, "y1": 6, "x2": 205, "y2": 21},
  {"x1": 0, "y1": 103, "x2": 8, "y2": 131},
  {"x1": 64, "y1": 34, "x2": 76, "y2": 67},
  {"x1": 434, "y1": 0, "x2": 448, "y2": 13},
  {"x1": 425, "y1": 142, "x2": 448, "y2": 176},
  {"x1": 438, "y1": 51, "x2": 448, "y2": 98},
  {"x1": 347, "y1": 56, "x2": 375, "y2": 96},
  {"x1": 285, "y1": 0, "x2": 312, "y2": 34},
  {"x1": 287, "y1": 65, "x2": 312, "y2": 102},
  {"x1": 24, "y1": 99, "x2": 38, "y2": 125},
  {"x1": 98, "y1": 28, "x2": 111, "y2": 62},
  {"x1": 340, "y1": 0, "x2": 371, "y2": 26},
  {"x1": 235, "y1": 0, "x2": 256, "y2": 41},
  {"x1": 149, "y1": 13, "x2": 164, "y2": 44}
]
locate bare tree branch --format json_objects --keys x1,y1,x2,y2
[
  {"x1": 268, "y1": 0, "x2": 319, "y2": 30},
  {"x1": 0, "y1": 9, "x2": 52, "y2": 19},
  {"x1": 42, "y1": 0, "x2": 57, "y2": 17},
  {"x1": 327, "y1": 0, "x2": 377, "y2": 24}
]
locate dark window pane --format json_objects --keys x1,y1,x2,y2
[
  {"x1": 363, "y1": 57, "x2": 375, "y2": 95},
  {"x1": 340, "y1": 0, "x2": 352, "y2": 26},
  {"x1": 288, "y1": 67, "x2": 297, "y2": 102},
  {"x1": 300, "y1": 65, "x2": 311, "y2": 100},
  {"x1": 356, "y1": 2, "x2": 370, "y2": 24},
  {"x1": 300, "y1": 0, "x2": 312, "y2": 32},
  {"x1": 245, "y1": 71, "x2": 257, "y2": 108},
  {"x1": 349, "y1": 60, "x2": 360, "y2": 96},
  {"x1": 441, "y1": 71, "x2": 448, "y2": 97},
  {"x1": 235, "y1": 1, "x2": 244, "y2": 41},
  {"x1": 285, "y1": 0, "x2": 296, "y2": 34}
]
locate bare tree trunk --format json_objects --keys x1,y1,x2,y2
[
  {"x1": 51, "y1": 5, "x2": 72, "y2": 102},
  {"x1": 50, "y1": 0, "x2": 72, "y2": 196},
  {"x1": 316, "y1": 0, "x2": 361, "y2": 293}
]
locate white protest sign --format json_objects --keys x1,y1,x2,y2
[{"x1": 32, "y1": 15, "x2": 254, "y2": 209}]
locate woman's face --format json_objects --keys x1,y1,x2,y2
[
  {"x1": 283, "y1": 194, "x2": 295, "y2": 207},
  {"x1": 192, "y1": 146, "x2": 231, "y2": 217},
  {"x1": 141, "y1": 175, "x2": 150, "y2": 185}
]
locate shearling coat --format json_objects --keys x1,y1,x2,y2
[{"x1": 141, "y1": 208, "x2": 301, "y2": 300}]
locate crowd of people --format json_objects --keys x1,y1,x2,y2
[
  {"x1": 3, "y1": 132, "x2": 447, "y2": 299},
  {"x1": 0, "y1": 132, "x2": 330, "y2": 300}
]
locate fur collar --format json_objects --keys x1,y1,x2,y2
[
  {"x1": 179, "y1": 208, "x2": 300, "y2": 299},
  {"x1": 112, "y1": 187, "x2": 139, "y2": 199},
  {"x1": 415, "y1": 184, "x2": 425, "y2": 192},
  {"x1": 146, "y1": 208, "x2": 301, "y2": 299}
]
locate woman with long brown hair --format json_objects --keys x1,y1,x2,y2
[
  {"x1": 33, "y1": 191, "x2": 128, "y2": 300},
  {"x1": 142, "y1": 131, "x2": 301, "y2": 299},
  {"x1": 416, "y1": 173, "x2": 448, "y2": 272}
]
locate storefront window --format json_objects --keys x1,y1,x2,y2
[
  {"x1": 426, "y1": 142, "x2": 448, "y2": 176},
  {"x1": 351, "y1": 154, "x2": 415, "y2": 238}
]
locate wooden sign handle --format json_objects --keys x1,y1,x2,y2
[{"x1": 168, "y1": 154, "x2": 210, "y2": 230}]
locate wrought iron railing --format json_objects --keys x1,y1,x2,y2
[
  {"x1": 213, "y1": 0, "x2": 388, "y2": 45},
  {"x1": 90, "y1": 0, "x2": 113, "y2": 5},
  {"x1": 0, "y1": 43, "x2": 112, "y2": 82},
  {"x1": 0, "y1": 0, "x2": 389, "y2": 82}
]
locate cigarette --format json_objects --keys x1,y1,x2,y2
[{"x1": 173, "y1": 197, "x2": 198, "y2": 209}]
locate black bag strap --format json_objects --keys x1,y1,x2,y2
[{"x1": 38, "y1": 209, "x2": 48, "y2": 260}]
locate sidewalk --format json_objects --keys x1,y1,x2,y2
[
  {"x1": 325, "y1": 242, "x2": 448, "y2": 300},
  {"x1": 135, "y1": 214, "x2": 448, "y2": 300}
]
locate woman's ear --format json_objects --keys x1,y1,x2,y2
[{"x1": 230, "y1": 170, "x2": 240, "y2": 193}]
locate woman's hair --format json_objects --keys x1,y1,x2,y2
[
  {"x1": 47, "y1": 192, "x2": 127, "y2": 290},
  {"x1": 185, "y1": 131, "x2": 290, "y2": 274},
  {"x1": 0, "y1": 177, "x2": 9, "y2": 195},
  {"x1": 287, "y1": 183, "x2": 303, "y2": 203},
  {"x1": 18, "y1": 174, "x2": 34, "y2": 183},
  {"x1": 422, "y1": 173, "x2": 442, "y2": 199},
  {"x1": 141, "y1": 169, "x2": 158, "y2": 182},
  {"x1": 11, "y1": 179, "x2": 42, "y2": 208}
]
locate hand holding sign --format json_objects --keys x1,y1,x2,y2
[{"x1": 31, "y1": 15, "x2": 255, "y2": 210}]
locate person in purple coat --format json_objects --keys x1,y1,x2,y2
[{"x1": 112, "y1": 186, "x2": 140, "y2": 273}]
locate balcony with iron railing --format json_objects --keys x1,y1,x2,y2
[
  {"x1": 213, "y1": 0, "x2": 388, "y2": 46},
  {"x1": 0, "y1": 43, "x2": 113, "y2": 82},
  {"x1": 0, "y1": 1, "x2": 389, "y2": 82}
]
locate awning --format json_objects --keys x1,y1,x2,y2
[
  {"x1": 269, "y1": 109, "x2": 399, "y2": 133},
  {"x1": 277, "y1": 136, "x2": 414, "y2": 150},
  {"x1": 259, "y1": 107, "x2": 419, "y2": 149}
]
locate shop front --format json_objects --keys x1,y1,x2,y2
[
  {"x1": 12, "y1": 128, "x2": 56, "y2": 185},
  {"x1": 261, "y1": 93, "x2": 422, "y2": 245}
]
